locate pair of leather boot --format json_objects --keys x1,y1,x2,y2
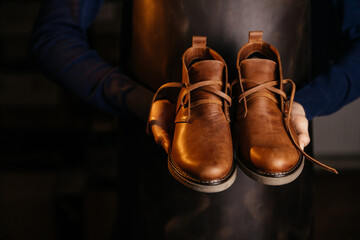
[{"x1": 148, "y1": 31, "x2": 337, "y2": 193}]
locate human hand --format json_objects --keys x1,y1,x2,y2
[
  {"x1": 291, "y1": 101, "x2": 311, "y2": 150},
  {"x1": 147, "y1": 99, "x2": 176, "y2": 154}
]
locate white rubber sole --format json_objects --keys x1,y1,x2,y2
[
  {"x1": 168, "y1": 153, "x2": 237, "y2": 193},
  {"x1": 237, "y1": 155, "x2": 305, "y2": 186}
]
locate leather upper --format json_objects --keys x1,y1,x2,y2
[
  {"x1": 170, "y1": 38, "x2": 234, "y2": 182},
  {"x1": 233, "y1": 31, "x2": 337, "y2": 175},
  {"x1": 235, "y1": 58, "x2": 300, "y2": 174}
]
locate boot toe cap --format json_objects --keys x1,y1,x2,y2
[
  {"x1": 171, "y1": 151, "x2": 233, "y2": 183},
  {"x1": 250, "y1": 146, "x2": 300, "y2": 174}
]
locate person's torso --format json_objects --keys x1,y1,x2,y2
[{"x1": 126, "y1": 0, "x2": 311, "y2": 92}]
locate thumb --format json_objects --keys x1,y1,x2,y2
[
  {"x1": 297, "y1": 133, "x2": 311, "y2": 150},
  {"x1": 291, "y1": 102, "x2": 311, "y2": 149}
]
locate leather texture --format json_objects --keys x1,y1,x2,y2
[
  {"x1": 124, "y1": 1, "x2": 316, "y2": 239},
  {"x1": 171, "y1": 37, "x2": 233, "y2": 183},
  {"x1": 236, "y1": 58, "x2": 300, "y2": 174},
  {"x1": 147, "y1": 99, "x2": 176, "y2": 154},
  {"x1": 148, "y1": 37, "x2": 235, "y2": 192},
  {"x1": 127, "y1": 0, "x2": 312, "y2": 94},
  {"x1": 233, "y1": 31, "x2": 337, "y2": 184}
]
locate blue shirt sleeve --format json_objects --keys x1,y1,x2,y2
[
  {"x1": 294, "y1": 0, "x2": 360, "y2": 120},
  {"x1": 31, "y1": 0, "x2": 154, "y2": 120}
]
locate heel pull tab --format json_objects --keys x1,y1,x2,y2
[
  {"x1": 249, "y1": 31, "x2": 263, "y2": 43},
  {"x1": 192, "y1": 36, "x2": 207, "y2": 48}
]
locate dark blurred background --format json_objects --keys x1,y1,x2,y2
[
  {"x1": 0, "y1": 0, "x2": 359, "y2": 239},
  {"x1": 0, "y1": 1, "x2": 120, "y2": 239}
]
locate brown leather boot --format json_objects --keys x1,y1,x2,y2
[
  {"x1": 232, "y1": 31, "x2": 337, "y2": 185},
  {"x1": 148, "y1": 36, "x2": 236, "y2": 193}
]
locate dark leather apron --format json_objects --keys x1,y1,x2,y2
[{"x1": 118, "y1": 1, "x2": 313, "y2": 239}]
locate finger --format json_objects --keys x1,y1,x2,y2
[
  {"x1": 297, "y1": 133, "x2": 311, "y2": 150},
  {"x1": 291, "y1": 115, "x2": 308, "y2": 132},
  {"x1": 291, "y1": 115, "x2": 310, "y2": 150}
]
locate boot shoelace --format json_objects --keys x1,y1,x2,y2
[
  {"x1": 151, "y1": 80, "x2": 231, "y2": 115},
  {"x1": 147, "y1": 80, "x2": 231, "y2": 132},
  {"x1": 234, "y1": 78, "x2": 338, "y2": 174}
]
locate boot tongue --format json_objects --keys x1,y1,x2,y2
[
  {"x1": 189, "y1": 60, "x2": 224, "y2": 84},
  {"x1": 188, "y1": 60, "x2": 224, "y2": 102},
  {"x1": 240, "y1": 58, "x2": 277, "y2": 89}
]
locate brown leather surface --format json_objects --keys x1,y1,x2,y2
[
  {"x1": 171, "y1": 40, "x2": 233, "y2": 182},
  {"x1": 128, "y1": 0, "x2": 311, "y2": 94},
  {"x1": 121, "y1": 1, "x2": 314, "y2": 239},
  {"x1": 235, "y1": 57, "x2": 300, "y2": 173},
  {"x1": 232, "y1": 33, "x2": 337, "y2": 175},
  {"x1": 147, "y1": 99, "x2": 176, "y2": 154}
]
